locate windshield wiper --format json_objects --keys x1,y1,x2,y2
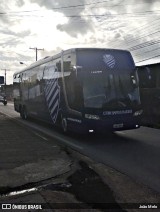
[{"x1": 102, "y1": 97, "x2": 133, "y2": 109}]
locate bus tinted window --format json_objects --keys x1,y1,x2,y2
[{"x1": 76, "y1": 49, "x2": 140, "y2": 109}]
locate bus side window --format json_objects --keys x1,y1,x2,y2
[{"x1": 56, "y1": 61, "x2": 61, "y2": 72}]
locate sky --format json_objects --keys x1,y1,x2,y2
[{"x1": 0, "y1": 0, "x2": 160, "y2": 84}]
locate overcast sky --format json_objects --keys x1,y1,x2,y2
[{"x1": 0, "y1": 0, "x2": 160, "y2": 84}]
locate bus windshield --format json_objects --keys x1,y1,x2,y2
[
  {"x1": 83, "y1": 70, "x2": 140, "y2": 109},
  {"x1": 74, "y1": 49, "x2": 140, "y2": 110}
]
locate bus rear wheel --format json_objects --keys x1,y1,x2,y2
[{"x1": 20, "y1": 106, "x2": 28, "y2": 120}]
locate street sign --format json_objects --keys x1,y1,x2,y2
[{"x1": 0, "y1": 76, "x2": 4, "y2": 85}]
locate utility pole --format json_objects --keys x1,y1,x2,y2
[{"x1": 29, "y1": 47, "x2": 44, "y2": 61}]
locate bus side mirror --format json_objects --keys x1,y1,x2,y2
[
  {"x1": 72, "y1": 66, "x2": 82, "y2": 71},
  {"x1": 131, "y1": 75, "x2": 138, "y2": 89},
  {"x1": 72, "y1": 66, "x2": 82, "y2": 77}
]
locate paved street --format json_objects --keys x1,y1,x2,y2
[
  {"x1": 0, "y1": 103, "x2": 160, "y2": 211},
  {"x1": 1, "y1": 103, "x2": 160, "y2": 194}
]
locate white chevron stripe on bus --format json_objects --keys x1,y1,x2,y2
[
  {"x1": 46, "y1": 83, "x2": 57, "y2": 100},
  {"x1": 45, "y1": 79, "x2": 56, "y2": 95},
  {"x1": 50, "y1": 99, "x2": 59, "y2": 115},
  {"x1": 48, "y1": 89, "x2": 59, "y2": 108}
]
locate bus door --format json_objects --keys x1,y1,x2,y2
[{"x1": 61, "y1": 52, "x2": 83, "y2": 120}]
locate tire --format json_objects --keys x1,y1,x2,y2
[
  {"x1": 20, "y1": 106, "x2": 28, "y2": 120},
  {"x1": 3, "y1": 101, "x2": 7, "y2": 106}
]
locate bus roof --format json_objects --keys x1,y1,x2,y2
[{"x1": 13, "y1": 48, "x2": 131, "y2": 75}]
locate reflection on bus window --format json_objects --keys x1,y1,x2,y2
[{"x1": 83, "y1": 70, "x2": 140, "y2": 109}]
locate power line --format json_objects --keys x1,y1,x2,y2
[
  {"x1": 133, "y1": 47, "x2": 160, "y2": 59},
  {"x1": 0, "y1": 0, "x2": 114, "y2": 14},
  {"x1": 0, "y1": 0, "x2": 147, "y2": 14},
  {"x1": 136, "y1": 54, "x2": 160, "y2": 64},
  {"x1": 111, "y1": 27, "x2": 160, "y2": 50},
  {"x1": 106, "y1": 17, "x2": 160, "y2": 48},
  {"x1": 124, "y1": 30, "x2": 160, "y2": 53},
  {"x1": 129, "y1": 40, "x2": 160, "y2": 51},
  {"x1": 1, "y1": 6, "x2": 160, "y2": 17}
]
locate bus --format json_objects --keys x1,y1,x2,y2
[{"x1": 13, "y1": 48, "x2": 142, "y2": 133}]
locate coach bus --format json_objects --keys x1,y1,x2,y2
[{"x1": 13, "y1": 48, "x2": 142, "y2": 133}]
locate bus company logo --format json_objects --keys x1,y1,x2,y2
[
  {"x1": 103, "y1": 54, "x2": 116, "y2": 69},
  {"x1": 103, "y1": 110, "x2": 132, "y2": 116}
]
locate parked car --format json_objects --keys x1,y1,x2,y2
[{"x1": 0, "y1": 95, "x2": 7, "y2": 105}]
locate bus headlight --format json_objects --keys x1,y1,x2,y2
[
  {"x1": 85, "y1": 114, "x2": 100, "y2": 120},
  {"x1": 133, "y1": 110, "x2": 143, "y2": 116}
]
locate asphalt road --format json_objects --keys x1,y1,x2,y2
[{"x1": 1, "y1": 103, "x2": 160, "y2": 194}]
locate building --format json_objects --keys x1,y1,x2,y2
[{"x1": 137, "y1": 63, "x2": 160, "y2": 126}]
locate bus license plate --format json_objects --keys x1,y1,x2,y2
[{"x1": 113, "y1": 123, "x2": 124, "y2": 128}]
